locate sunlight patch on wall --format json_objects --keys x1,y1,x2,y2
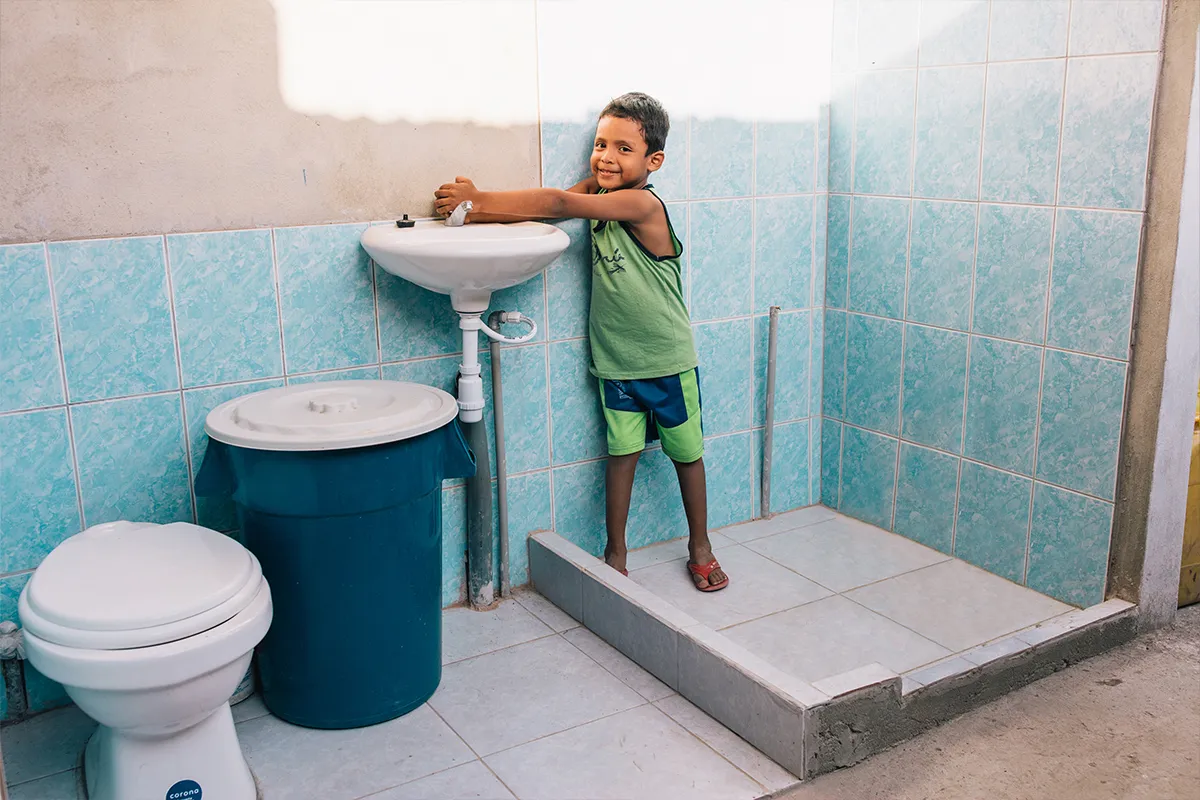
[
  {"x1": 270, "y1": 0, "x2": 540, "y2": 126},
  {"x1": 537, "y1": 0, "x2": 836, "y2": 124}
]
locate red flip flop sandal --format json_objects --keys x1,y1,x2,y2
[{"x1": 688, "y1": 559, "x2": 729, "y2": 592}]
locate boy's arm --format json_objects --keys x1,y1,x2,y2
[
  {"x1": 435, "y1": 177, "x2": 655, "y2": 224},
  {"x1": 566, "y1": 176, "x2": 600, "y2": 194}
]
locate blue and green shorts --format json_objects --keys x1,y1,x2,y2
[{"x1": 598, "y1": 368, "x2": 704, "y2": 463}]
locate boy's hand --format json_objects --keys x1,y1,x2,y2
[{"x1": 434, "y1": 177, "x2": 480, "y2": 219}]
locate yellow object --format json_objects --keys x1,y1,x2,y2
[{"x1": 1180, "y1": 381, "x2": 1200, "y2": 607}]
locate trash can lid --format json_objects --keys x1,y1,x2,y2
[
  {"x1": 20, "y1": 521, "x2": 264, "y2": 650},
  {"x1": 204, "y1": 380, "x2": 459, "y2": 451}
]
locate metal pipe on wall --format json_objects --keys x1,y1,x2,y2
[
  {"x1": 488, "y1": 311, "x2": 510, "y2": 598},
  {"x1": 762, "y1": 306, "x2": 780, "y2": 517}
]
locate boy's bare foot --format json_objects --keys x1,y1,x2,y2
[
  {"x1": 605, "y1": 546, "x2": 628, "y2": 576},
  {"x1": 688, "y1": 544, "x2": 727, "y2": 589}
]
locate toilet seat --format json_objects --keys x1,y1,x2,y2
[
  {"x1": 22, "y1": 583, "x2": 271, "y2": 692},
  {"x1": 19, "y1": 521, "x2": 262, "y2": 651}
]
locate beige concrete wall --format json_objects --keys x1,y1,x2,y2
[
  {"x1": 1110, "y1": 0, "x2": 1200, "y2": 623},
  {"x1": 0, "y1": 0, "x2": 541, "y2": 245}
]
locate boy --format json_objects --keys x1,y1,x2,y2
[{"x1": 434, "y1": 92, "x2": 727, "y2": 592}]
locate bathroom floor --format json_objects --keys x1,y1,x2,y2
[
  {"x1": 1, "y1": 589, "x2": 796, "y2": 800},
  {"x1": 624, "y1": 507, "x2": 1075, "y2": 691}
]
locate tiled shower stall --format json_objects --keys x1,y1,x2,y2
[
  {"x1": 820, "y1": 0, "x2": 1159, "y2": 609},
  {"x1": 0, "y1": 0, "x2": 1164, "y2": 721}
]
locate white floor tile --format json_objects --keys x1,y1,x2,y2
[
  {"x1": 0, "y1": 706, "x2": 93, "y2": 785},
  {"x1": 630, "y1": 545, "x2": 831, "y2": 629},
  {"x1": 846, "y1": 559, "x2": 1073, "y2": 652},
  {"x1": 484, "y1": 705, "x2": 765, "y2": 800},
  {"x1": 429, "y1": 635, "x2": 645, "y2": 756},
  {"x1": 511, "y1": 587, "x2": 579, "y2": 632},
  {"x1": 231, "y1": 694, "x2": 270, "y2": 724},
  {"x1": 370, "y1": 761, "x2": 515, "y2": 799},
  {"x1": 653, "y1": 695, "x2": 798, "y2": 793},
  {"x1": 722, "y1": 595, "x2": 952, "y2": 683},
  {"x1": 745, "y1": 515, "x2": 950, "y2": 592},
  {"x1": 563, "y1": 626, "x2": 675, "y2": 702},
  {"x1": 442, "y1": 599, "x2": 555, "y2": 665},
  {"x1": 8, "y1": 769, "x2": 82, "y2": 800},
  {"x1": 237, "y1": 704, "x2": 474, "y2": 800},
  {"x1": 720, "y1": 506, "x2": 837, "y2": 543},
  {"x1": 624, "y1": 532, "x2": 735, "y2": 572}
]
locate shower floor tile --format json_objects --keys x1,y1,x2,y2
[
  {"x1": 721, "y1": 595, "x2": 953, "y2": 683},
  {"x1": 625, "y1": 509, "x2": 1072, "y2": 684},
  {"x1": 2, "y1": 597, "x2": 796, "y2": 800},
  {"x1": 628, "y1": 544, "x2": 832, "y2": 629},
  {"x1": 845, "y1": 558, "x2": 1073, "y2": 652}
]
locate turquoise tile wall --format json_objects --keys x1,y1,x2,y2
[
  {"x1": 1, "y1": 0, "x2": 1160, "y2": 717},
  {"x1": 1, "y1": 87, "x2": 828, "y2": 711},
  {"x1": 538, "y1": 94, "x2": 828, "y2": 562},
  {"x1": 822, "y1": 0, "x2": 1160, "y2": 608}
]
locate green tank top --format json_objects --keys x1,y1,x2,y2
[{"x1": 588, "y1": 186, "x2": 698, "y2": 380}]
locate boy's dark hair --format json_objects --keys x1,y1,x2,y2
[{"x1": 600, "y1": 92, "x2": 669, "y2": 154}]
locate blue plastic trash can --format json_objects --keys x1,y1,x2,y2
[{"x1": 194, "y1": 381, "x2": 474, "y2": 729}]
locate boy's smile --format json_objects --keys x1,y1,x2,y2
[{"x1": 591, "y1": 115, "x2": 663, "y2": 191}]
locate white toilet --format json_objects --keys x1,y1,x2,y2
[{"x1": 19, "y1": 521, "x2": 272, "y2": 800}]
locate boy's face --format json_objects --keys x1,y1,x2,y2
[{"x1": 591, "y1": 115, "x2": 665, "y2": 191}]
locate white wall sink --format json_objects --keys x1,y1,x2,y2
[{"x1": 361, "y1": 220, "x2": 570, "y2": 313}]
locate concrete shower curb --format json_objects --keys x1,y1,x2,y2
[{"x1": 529, "y1": 531, "x2": 1139, "y2": 780}]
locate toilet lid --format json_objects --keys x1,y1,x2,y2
[{"x1": 19, "y1": 521, "x2": 263, "y2": 650}]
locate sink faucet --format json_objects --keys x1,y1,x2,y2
[{"x1": 445, "y1": 201, "x2": 472, "y2": 227}]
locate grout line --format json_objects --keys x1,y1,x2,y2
[
  {"x1": 0, "y1": 568, "x2": 36, "y2": 583},
  {"x1": 440, "y1": 629, "x2": 560, "y2": 668},
  {"x1": 891, "y1": 26, "x2": 921, "y2": 531},
  {"x1": 953, "y1": 0, "x2": 992, "y2": 548},
  {"x1": 1020, "y1": 29, "x2": 1074, "y2": 583},
  {"x1": 949, "y1": 453, "x2": 964, "y2": 554},
  {"x1": 1052, "y1": 34, "x2": 1072, "y2": 210},
  {"x1": 652, "y1": 699, "x2": 777, "y2": 794},
  {"x1": 41, "y1": 242, "x2": 86, "y2": 530},
  {"x1": 836, "y1": 414, "x2": 846, "y2": 510},
  {"x1": 834, "y1": 419, "x2": 1118, "y2": 505},
  {"x1": 1025, "y1": 345, "x2": 1050, "y2": 586},
  {"x1": 160, "y1": 235, "x2": 198, "y2": 526},
  {"x1": 41, "y1": 243, "x2": 71, "y2": 411},
  {"x1": 544, "y1": 269, "x2": 556, "y2": 536},
  {"x1": 825, "y1": 190, "x2": 1143, "y2": 215},
  {"x1": 1023, "y1": 478, "x2": 1039, "y2": 585},
  {"x1": 558, "y1": 626, "x2": 670, "y2": 704},
  {"x1": 370, "y1": 257, "x2": 383, "y2": 366},
  {"x1": 847, "y1": 49, "x2": 1165, "y2": 77},
  {"x1": 891, "y1": 241, "x2": 916, "y2": 529},
  {"x1": 0, "y1": 181, "x2": 1146, "y2": 256},
  {"x1": 475, "y1": 695, "x2": 655, "y2": 761},
  {"x1": 420, "y1": 702, "x2": 523, "y2": 800},
  {"x1": 835, "y1": 310, "x2": 1131, "y2": 364},
  {"x1": 270, "y1": 228, "x2": 289, "y2": 378},
  {"x1": 747, "y1": 120, "x2": 758, "y2": 514}
]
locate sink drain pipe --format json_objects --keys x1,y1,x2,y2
[
  {"x1": 762, "y1": 306, "x2": 780, "y2": 517},
  {"x1": 463, "y1": 417, "x2": 495, "y2": 609},
  {"x1": 460, "y1": 311, "x2": 536, "y2": 609}
]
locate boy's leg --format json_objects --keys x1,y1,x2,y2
[
  {"x1": 599, "y1": 378, "x2": 649, "y2": 573},
  {"x1": 654, "y1": 368, "x2": 727, "y2": 589},
  {"x1": 604, "y1": 453, "x2": 640, "y2": 572},
  {"x1": 673, "y1": 457, "x2": 726, "y2": 589}
]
